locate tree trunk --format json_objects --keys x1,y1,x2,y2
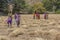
[{"x1": 8, "y1": 4, "x2": 14, "y2": 16}]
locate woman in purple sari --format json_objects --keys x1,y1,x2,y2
[
  {"x1": 14, "y1": 13, "x2": 20, "y2": 27},
  {"x1": 7, "y1": 16, "x2": 12, "y2": 27},
  {"x1": 44, "y1": 12, "x2": 48, "y2": 19}
]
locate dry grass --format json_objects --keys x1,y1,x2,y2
[
  {"x1": 9, "y1": 28, "x2": 26, "y2": 37},
  {"x1": 0, "y1": 36, "x2": 9, "y2": 40},
  {"x1": 0, "y1": 14, "x2": 60, "y2": 40}
]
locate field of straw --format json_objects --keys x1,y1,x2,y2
[{"x1": 0, "y1": 14, "x2": 60, "y2": 40}]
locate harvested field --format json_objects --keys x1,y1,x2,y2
[{"x1": 0, "y1": 14, "x2": 60, "y2": 40}]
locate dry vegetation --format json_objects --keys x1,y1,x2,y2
[{"x1": 0, "y1": 14, "x2": 60, "y2": 40}]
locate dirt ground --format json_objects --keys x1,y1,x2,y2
[{"x1": 0, "y1": 14, "x2": 60, "y2": 40}]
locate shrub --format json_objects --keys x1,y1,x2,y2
[{"x1": 56, "y1": 9, "x2": 60, "y2": 14}]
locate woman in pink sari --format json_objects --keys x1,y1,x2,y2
[{"x1": 35, "y1": 11, "x2": 40, "y2": 19}]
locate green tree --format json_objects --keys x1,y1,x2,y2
[
  {"x1": 42, "y1": 0, "x2": 53, "y2": 11},
  {"x1": 42, "y1": 0, "x2": 60, "y2": 13},
  {"x1": 0, "y1": 0, "x2": 8, "y2": 13},
  {"x1": 32, "y1": 2, "x2": 46, "y2": 13},
  {"x1": 56, "y1": 0, "x2": 60, "y2": 10},
  {"x1": 0, "y1": 0, "x2": 27, "y2": 14},
  {"x1": 13, "y1": 0, "x2": 27, "y2": 13}
]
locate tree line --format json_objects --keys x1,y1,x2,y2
[{"x1": 0, "y1": 0, "x2": 60, "y2": 14}]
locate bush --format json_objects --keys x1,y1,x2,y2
[{"x1": 56, "y1": 9, "x2": 60, "y2": 14}]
